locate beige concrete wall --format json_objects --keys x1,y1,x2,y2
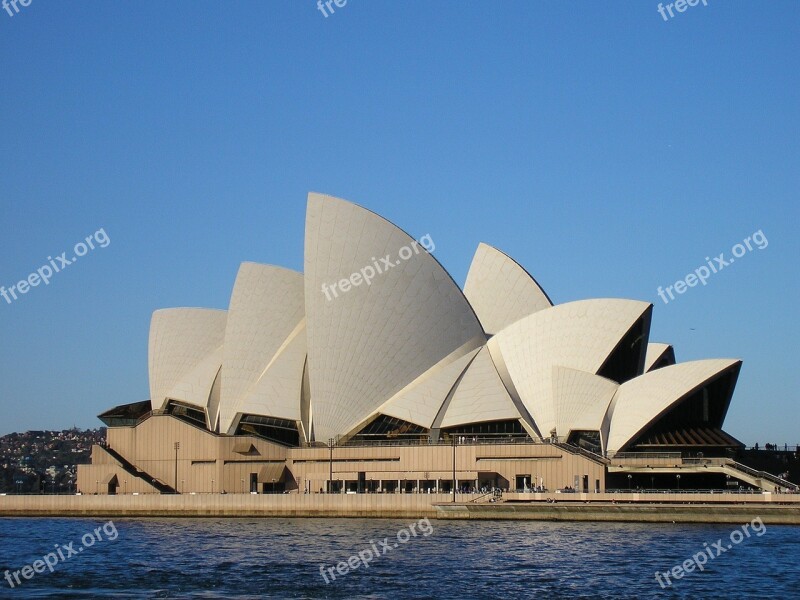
[
  {"x1": 436, "y1": 501, "x2": 800, "y2": 525},
  {"x1": 502, "y1": 491, "x2": 799, "y2": 503},
  {"x1": 77, "y1": 445, "x2": 161, "y2": 495},
  {"x1": 288, "y1": 442, "x2": 606, "y2": 494},
  {"x1": 76, "y1": 464, "x2": 160, "y2": 495},
  {"x1": 89, "y1": 444, "x2": 118, "y2": 465},
  {"x1": 1, "y1": 493, "x2": 799, "y2": 523},
  {"x1": 0, "y1": 493, "x2": 452, "y2": 518},
  {"x1": 79, "y1": 416, "x2": 608, "y2": 497},
  {"x1": 474, "y1": 444, "x2": 607, "y2": 492},
  {"x1": 98, "y1": 415, "x2": 288, "y2": 494},
  {"x1": 108, "y1": 426, "x2": 137, "y2": 460}
]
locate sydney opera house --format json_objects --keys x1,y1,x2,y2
[{"x1": 78, "y1": 194, "x2": 790, "y2": 496}]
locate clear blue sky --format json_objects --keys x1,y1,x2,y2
[{"x1": 1, "y1": 2, "x2": 797, "y2": 445}]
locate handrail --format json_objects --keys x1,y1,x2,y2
[
  {"x1": 336, "y1": 435, "x2": 537, "y2": 448},
  {"x1": 681, "y1": 457, "x2": 798, "y2": 491},
  {"x1": 553, "y1": 442, "x2": 609, "y2": 464},
  {"x1": 726, "y1": 460, "x2": 798, "y2": 491},
  {"x1": 602, "y1": 488, "x2": 796, "y2": 495},
  {"x1": 102, "y1": 445, "x2": 176, "y2": 494},
  {"x1": 608, "y1": 452, "x2": 682, "y2": 460},
  {"x1": 469, "y1": 491, "x2": 495, "y2": 503},
  {"x1": 134, "y1": 409, "x2": 168, "y2": 426}
]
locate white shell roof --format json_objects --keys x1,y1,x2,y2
[
  {"x1": 375, "y1": 346, "x2": 481, "y2": 430},
  {"x1": 644, "y1": 342, "x2": 675, "y2": 372},
  {"x1": 303, "y1": 193, "x2": 485, "y2": 441},
  {"x1": 606, "y1": 358, "x2": 741, "y2": 454},
  {"x1": 219, "y1": 263, "x2": 305, "y2": 433},
  {"x1": 228, "y1": 321, "x2": 307, "y2": 433},
  {"x1": 441, "y1": 345, "x2": 521, "y2": 428},
  {"x1": 551, "y1": 366, "x2": 618, "y2": 446},
  {"x1": 463, "y1": 243, "x2": 552, "y2": 334},
  {"x1": 491, "y1": 299, "x2": 651, "y2": 439},
  {"x1": 142, "y1": 193, "x2": 742, "y2": 446},
  {"x1": 148, "y1": 308, "x2": 227, "y2": 411}
]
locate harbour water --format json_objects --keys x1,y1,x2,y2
[{"x1": 0, "y1": 517, "x2": 796, "y2": 598}]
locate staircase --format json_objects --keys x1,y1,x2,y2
[
  {"x1": 554, "y1": 441, "x2": 609, "y2": 465},
  {"x1": 608, "y1": 455, "x2": 798, "y2": 492},
  {"x1": 715, "y1": 459, "x2": 798, "y2": 492},
  {"x1": 469, "y1": 489, "x2": 504, "y2": 503},
  {"x1": 101, "y1": 445, "x2": 177, "y2": 494}
]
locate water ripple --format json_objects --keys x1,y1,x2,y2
[{"x1": 0, "y1": 517, "x2": 796, "y2": 599}]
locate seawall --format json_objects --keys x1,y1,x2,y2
[{"x1": 1, "y1": 493, "x2": 798, "y2": 524}]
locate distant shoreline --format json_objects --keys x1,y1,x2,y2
[{"x1": 1, "y1": 493, "x2": 799, "y2": 524}]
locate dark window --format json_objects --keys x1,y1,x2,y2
[
  {"x1": 165, "y1": 400, "x2": 207, "y2": 429},
  {"x1": 442, "y1": 419, "x2": 529, "y2": 442},
  {"x1": 235, "y1": 415, "x2": 300, "y2": 447},
  {"x1": 98, "y1": 400, "x2": 152, "y2": 427},
  {"x1": 567, "y1": 430, "x2": 602, "y2": 454},
  {"x1": 597, "y1": 309, "x2": 651, "y2": 384},
  {"x1": 348, "y1": 415, "x2": 427, "y2": 445}
]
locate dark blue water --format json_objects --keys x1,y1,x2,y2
[{"x1": 0, "y1": 517, "x2": 796, "y2": 598}]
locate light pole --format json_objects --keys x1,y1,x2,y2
[
  {"x1": 627, "y1": 474, "x2": 632, "y2": 491},
  {"x1": 212, "y1": 479, "x2": 215, "y2": 494},
  {"x1": 124, "y1": 480, "x2": 127, "y2": 495},
  {"x1": 328, "y1": 438, "x2": 334, "y2": 494},
  {"x1": 452, "y1": 433, "x2": 457, "y2": 503},
  {"x1": 174, "y1": 442, "x2": 180, "y2": 494},
  {"x1": 676, "y1": 474, "x2": 681, "y2": 490}
]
